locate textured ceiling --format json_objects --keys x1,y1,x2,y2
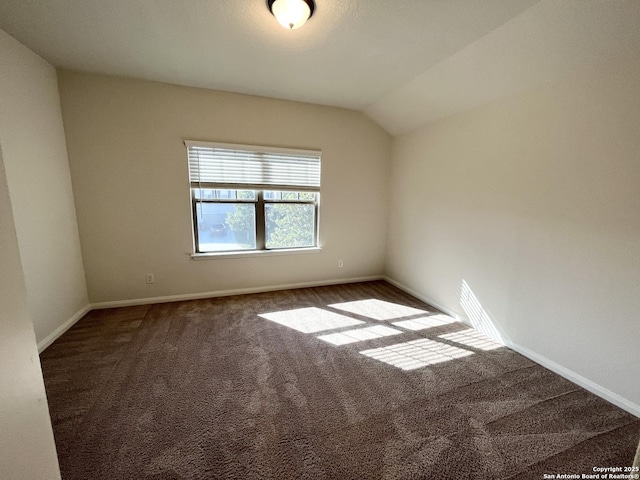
[{"x1": 1, "y1": 0, "x2": 639, "y2": 134}]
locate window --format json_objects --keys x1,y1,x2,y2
[{"x1": 186, "y1": 141, "x2": 321, "y2": 254}]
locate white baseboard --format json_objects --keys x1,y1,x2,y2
[
  {"x1": 504, "y1": 340, "x2": 640, "y2": 418},
  {"x1": 37, "y1": 304, "x2": 91, "y2": 353},
  {"x1": 383, "y1": 275, "x2": 640, "y2": 418},
  {"x1": 91, "y1": 275, "x2": 384, "y2": 310},
  {"x1": 43, "y1": 276, "x2": 640, "y2": 418}
]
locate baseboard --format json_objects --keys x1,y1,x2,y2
[
  {"x1": 91, "y1": 275, "x2": 385, "y2": 310},
  {"x1": 504, "y1": 340, "x2": 640, "y2": 418},
  {"x1": 37, "y1": 304, "x2": 91, "y2": 353},
  {"x1": 383, "y1": 275, "x2": 640, "y2": 419},
  {"x1": 49, "y1": 276, "x2": 640, "y2": 418}
]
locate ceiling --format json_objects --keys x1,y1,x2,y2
[{"x1": 1, "y1": 0, "x2": 639, "y2": 135}]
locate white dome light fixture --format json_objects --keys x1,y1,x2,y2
[{"x1": 268, "y1": 0, "x2": 315, "y2": 30}]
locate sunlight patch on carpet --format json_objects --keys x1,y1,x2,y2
[
  {"x1": 392, "y1": 314, "x2": 456, "y2": 331},
  {"x1": 317, "y1": 325, "x2": 403, "y2": 346},
  {"x1": 438, "y1": 328, "x2": 504, "y2": 351},
  {"x1": 360, "y1": 338, "x2": 473, "y2": 370},
  {"x1": 328, "y1": 299, "x2": 428, "y2": 321},
  {"x1": 259, "y1": 307, "x2": 364, "y2": 333}
]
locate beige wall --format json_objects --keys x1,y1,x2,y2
[
  {"x1": 0, "y1": 30, "x2": 62, "y2": 479},
  {"x1": 386, "y1": 54, "x2": 640, "y2": 410},
  {"x1": 58, "y1": 71, "x2": 391, "y2": 304},
  {"x1": 0, "y1": 30, "x2": 88, "y2": 345}
]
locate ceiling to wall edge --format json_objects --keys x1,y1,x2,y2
[{"x1": 5, "y1": 0, "x2": 640, "y2": 137}]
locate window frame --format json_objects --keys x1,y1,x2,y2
[
  {"x1": 185, "y1": 141, "x2": 321, "y2": 257},
  {"x1": 191, "y1": 187, "x2": 259, "y2": 253}
]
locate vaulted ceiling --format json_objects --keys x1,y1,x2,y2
[{"x1": 1, "y1": 0, "x2": 639, "y2": 134}]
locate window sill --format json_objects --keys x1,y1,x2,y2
[{"x1": 190, "y1": 247, "x2": 322, "y2": 261}]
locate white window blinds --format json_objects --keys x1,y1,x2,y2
[{"x1": 186, "y1": 141, "x2": 321, "y2": 191}]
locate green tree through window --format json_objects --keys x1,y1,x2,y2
[{"x1": 266, "y1": 203, "x2": 315, "y2": 248}]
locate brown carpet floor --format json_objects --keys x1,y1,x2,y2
[{"x1": 41, "y1": 281, "x2": 640, "y2": 479}]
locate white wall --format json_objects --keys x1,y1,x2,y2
[
  {"x1": 58, "y1": 71, "x2": 391, "y2": 304},
  {"x1": 0, "y1": 30, "x2": 89, "y2": 346},
  {"x1": 0, "y1": 33, "x2": 61, "y2": 477},
  {"x1": 386, "y1": 55, "x2": 640, "y2": 411}
]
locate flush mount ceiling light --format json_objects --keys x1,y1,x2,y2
[{"x1": 268, "y1": 0, "x2": 315, "y2": 30}]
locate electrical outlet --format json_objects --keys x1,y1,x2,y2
[
  {"x1": 146, "y1": 273, "x2": 155, "y2": 284},
  {"x1": 338, "y1": 260, "x2": 344, "y2": 268}
]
